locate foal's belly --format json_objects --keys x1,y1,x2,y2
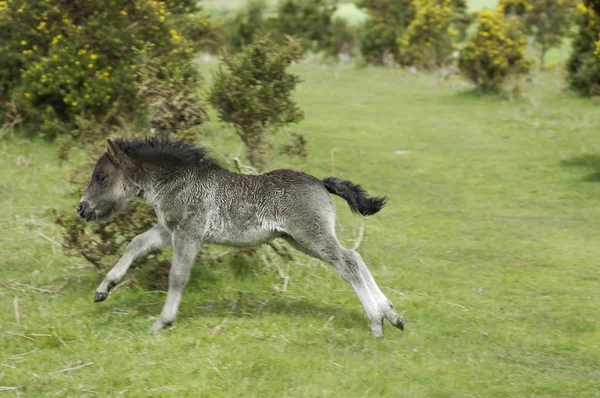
[
  {"x1": 203, "y1": 216, "x2": 284, "y2": 247},
  {"x1": 206, "y1": 229, "x2": 283, "y2": 247}
]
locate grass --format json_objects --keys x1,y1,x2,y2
[{"x1": 2, "y1": 66, "x2": 600, "y2": 397}]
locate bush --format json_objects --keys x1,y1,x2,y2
[
  {"x1": 499, "y1": 0, "x2": 577, "y2": 69},
  {"x1": 357, "y1": 0, "x2": 416, "y2": 64},
  {"x1": 271, "y1": 0, "x2": 336, "y2": 53},
  {"x1": 458, "y1": 10, "x2": 533, "y2": 91},
  {"x1": 135, "y1": 45, "x2": 208, "y2": 138},
  {"x1": 209, "y1": 34, "x2": 304, "y2": 170},
  {"x1": 566, "y1": 1, "x2": 600, "y2": 96},
  {"x1": 397, "y1": 0, "x2": 456, "y2": 69},
  {"x1": 226, "y1": 0, "x2": 270, "y2": 53},
  {"x1": 0, "y1": 0, "x2": 197, "y2": 138},
  {"x1": 323, "y1": 17, "x2": 358, "y2": 59}
]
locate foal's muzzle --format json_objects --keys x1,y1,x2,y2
[{"x1": 76, "y1": 201, "x2": 96, "y2": 221}]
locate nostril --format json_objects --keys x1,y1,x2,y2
[{"x1": 76, "y1": 204, "x2": 83, "y2": 213}]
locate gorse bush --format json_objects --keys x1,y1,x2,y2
[
  {"x1": 357, "y1": 0, "x2": 469, "y2": 66},
  {"x1": 0, "y1": 0, "x2": 197, "y2": 138},
  {"x1": 499, "y1": 0, "x2": 577, "y2": 69},
  {"x1": 357, "y1": 0, "x2": 415, "y2": 64},
  {"x1": 134, "y1": 45, "x2": 208, "y2": 138},
  {"x1": 209, "y1": 34, "x2": 304, "y2": 170},
  {"x1": 397, "y1": 0, "x2": 456, "y2": 69},
  {"x1": 459, "y1": 10, "x2": 532, "y2": 91},
  {"x1": 566, "y1": 0, "x2": 600, "y2": 96}
]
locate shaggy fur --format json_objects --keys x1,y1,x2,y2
[
  {"x1": 113, "y1": 136, "x2": 219, "y2": 167},
  {"x1": 322, "y1": 177, "x2": 387, "y2": 216},
  {"x1": 77, "y1": 137, "x2": 404, "y2": 336}
]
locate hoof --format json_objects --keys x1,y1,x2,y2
[
  {"x1": 94, "y1": 292, "x2": 108, "y2": 302},
  {"x1": 148, "y1": 319, "x2": 171, "y2": 334},
  {"x1": 390, "y1": 314, "x2": 405, "y2": 331}
]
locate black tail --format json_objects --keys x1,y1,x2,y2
[{"x1": 322, "y1": 177, "x2": 387, "y2": 216}]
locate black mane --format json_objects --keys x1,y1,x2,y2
[{"x1": 113, "y1": 136, "x2": 218, "y2": 167}]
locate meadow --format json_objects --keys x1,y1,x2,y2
[{"x1": 1, "y1": 62, "x2": 599, "y2": 396}]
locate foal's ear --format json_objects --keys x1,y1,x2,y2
[{"x1": 106, "y1": 139, "x2": 133, "y2": 168}]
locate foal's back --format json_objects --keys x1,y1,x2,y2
[{"x1": 198, "y1": 167, "x2": 333, "y2": 246}]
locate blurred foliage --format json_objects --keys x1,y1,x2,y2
[
  {"x1": 357, "y1": 0, "x2": 415, "y2": 64},
  {"x1": 271, "y1": 0, "x2": 336, "y2": 53},
  {"x1": 0, "y1": 0, "x2": 207, "y2": 138},
  {"x1": 499, "y1": 0, "x2": 577, "y2": 69},
  {"x1": 209, "y1": 34, "x2": 304, "y2": 170},
  {"x1": 224, "y1": 0, "x2": 354, "y2": 58},
  {"x1": 397, "y1": 0, "x2": 456, "y2": 69},
  {"x1": 566, "y1": 0, "x2": 600, "y2": 96},
  {"x1": 281, "y1": 130, "x2": 308, "y2": 160},
  {"x1": 357, "y1": 0, "x2": 469, "y2": 66},
  {"x1": 323, "y1": 17, "x2": 358, "y2": 59},
  {"x1": 459, "y1": 10, "x2": 532, "y2": 91},
  {"x1": 226, "y1": 0, "x2": 270, "y2": 53}
]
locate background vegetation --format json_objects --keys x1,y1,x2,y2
[{"x1": 1, "y1": 0, "x2": 599, "y2": 396}]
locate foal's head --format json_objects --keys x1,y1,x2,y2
[{"x1": 77, "y1": 139, "x2": 138, "y2": 221}]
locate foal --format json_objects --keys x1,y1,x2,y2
[{"x1": 77, "y1": 137, "x2": 404, "y2": 336}]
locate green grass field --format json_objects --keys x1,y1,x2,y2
[{"x1": 1, "y1": 65, "x2": 599, "y2": 396}]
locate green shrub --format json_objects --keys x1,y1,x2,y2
[
  {"x1": 271, "y1": 0, "x2": 336, "y2": 53},
  {"x1": 135, "y1": 45, "x2": 208, "y2": 138},
  {"x1": 566, "y1": 1, "x2": 600, "y2": 96},
  {"x1": 458, "y1": 10, "x2": 532, "y2": 91},
  {"x1": 397, "y1": 0, "x2": 456, "y2": 69},
  {"x1": 226, "y1": 0, "x2": 270, "y2": 53},
  {"x1": 357, "y1": 0, "x2": 416, "y2": 64},
  {"x1": 323, "y1": 17, "x2": 358, "y2": 59},
  {"x1": 0, "y1": 0, "x2": 197, "y2": 138},
  {"x1": 209, "y1": 34, "x2": 304, "y2": 170},
  {"x1": 499, "y1": 0, "x2": 577, "y2": 69}
]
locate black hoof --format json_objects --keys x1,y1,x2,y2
[
  {"x1": 391, "y1": 315, "x2": 405, "y2": 331},
  {"x1": 94, "y1": 292, "x2": 108, "y2": 302}
]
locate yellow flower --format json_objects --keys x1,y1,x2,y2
[
  {"x1": 37, "y1": 21, "x2": 46, "y2": 30},
  {"x1": 24, "y1": 92, "x2": 31, "y2": 99},
  {"x1": 72, "y1": 101, "x2": 78, "y2": 107},
  {"x1": 130, "y1": 64, "x2": 136, "y2": 69},
  {"x1": 159, "y1": 16, "x2": 165, "y2": 23},
  {"x1": 52, "y1": 54, "x2": 58, "y2": 60},
  {"x1": 120, "y1": 10, "x2": 127, "y2": 16},
  {"x1": 84, "y1": 94, "x2": 90, "y2": 99},
  {"x1": 33, "y1": 45, "x2": 38, "y2": 50},
  {"x1": 88, "y1": 63, "x2": 93, "y2": 68},
  {"x1": 90, "y1": 54, "x2": 97, "y2": 60},
  {"x1": 20, "y1": 40, "x2": 27, "y2": 46}
]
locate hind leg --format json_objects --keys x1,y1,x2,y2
[
  {"x1": 347, "y1": 250, "x2": 404, "y2": 330},
  {"x1": 285, "y1": 232, "x2": 385, "y2": 337}
]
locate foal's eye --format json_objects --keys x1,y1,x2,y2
[{"x1": 95, "y1": 172, "x2": 107, "y2": 184}]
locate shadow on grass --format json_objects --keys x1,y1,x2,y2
[
  {"x1": 561, "y1": 154, "x2": 600, "y2": 182},
  {"x1": 87, "y1": 263, "x2": 367, "y2": 330},
  {"x1": 93, "y1": 291, "x2": 367, "y2": 331}
]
